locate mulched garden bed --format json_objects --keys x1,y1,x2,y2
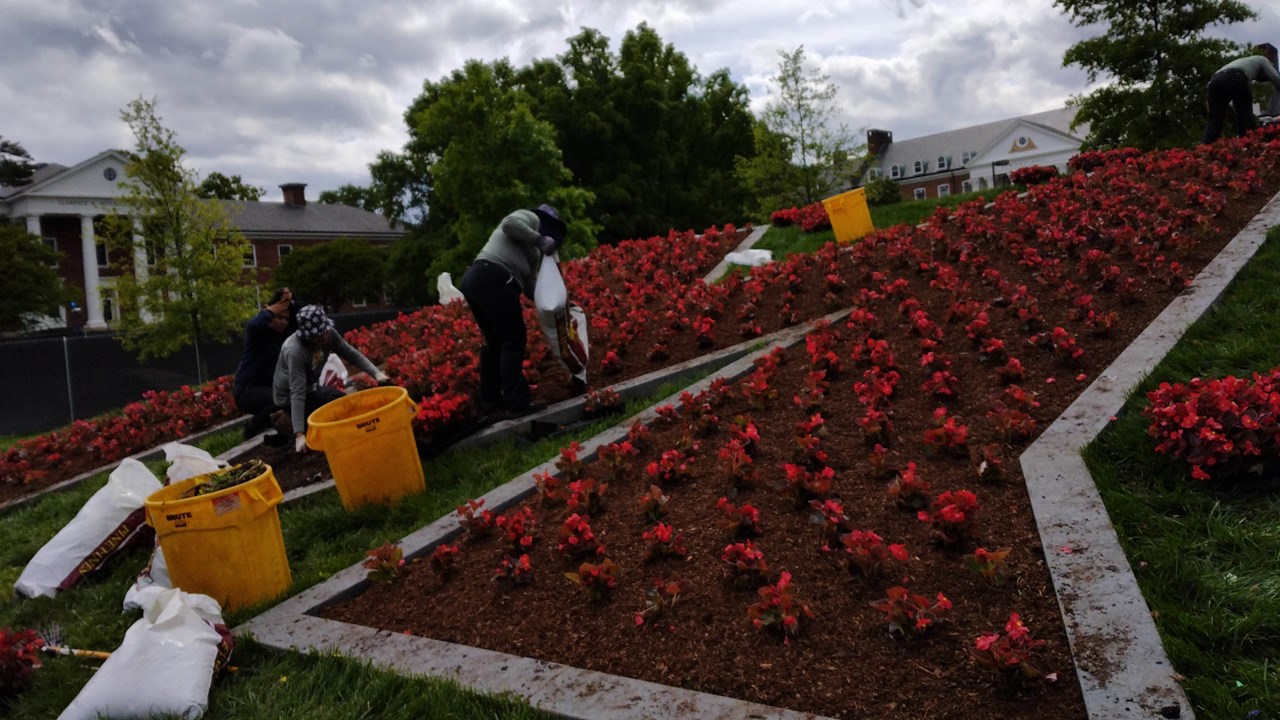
[{"x1": 319, "y1": 141, "x2": 1280, "y2": 720}]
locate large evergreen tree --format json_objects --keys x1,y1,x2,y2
[
  {"x1": 273, "y1": 238, "x2": 387, "y2": 312},
  {"x1": 1056, "y1": 0, "x2": 1258, "y2": 149},
  {"x1": 104, "y1": 97, "x2": 257, "y2": 382},
  {"x1": 196, "y1": 171, "x2": 265, "y2": 201}
]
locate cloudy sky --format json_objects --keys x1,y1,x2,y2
[{"x1": 3, "y1": 0, "x2": 1277, "y2": 201}]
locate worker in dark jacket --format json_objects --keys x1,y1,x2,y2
[
  {"x1": 459, "y1": 204, "x2": 567, "y2": 417},
  {"x1": 1202, "y1": 50, "x2": 1280, "y2": 143},
  {"x1": 233, "y1": 288, "x2": 296, "y2": 440}
]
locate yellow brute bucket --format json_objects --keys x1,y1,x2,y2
[
  {"x1": 306, "y1": 386, "x2": 424, "y2": 511},
  {"x1": 144, "y1": 464, "x2": 291, "y2": 611},
  {"x1": 822, "y1": 187, "x2": 875, "y2": 243}
]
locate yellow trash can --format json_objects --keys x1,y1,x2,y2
[
  {"x1": 822, "y1": 188, "x2": 875, "y2": 243},
  {"x1": 144, "y1": 463, "x2": 291, "y2": 611},
  {"x1": 306, "y1": 386, "x2": 425, "y2": 511}
]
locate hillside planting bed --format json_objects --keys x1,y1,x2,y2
[{"x1": 312, "y1": 135, "x2": 1280, "y2": 719}]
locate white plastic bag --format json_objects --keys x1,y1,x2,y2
[
  {"x1": 16, "y1": 458, "x2": 161, "y2": 599},
  {"x1": 164, "y1": 442, "x2": 226, "y2": 484},
  {"x1": 60, "y1": 588, "x2": 230, "y2": 720},
  {"x1": 437, "y1": 271, "x2": 466, "y2": 304},
  {"x1": 724, "y1": 248, "x2": 774, "y2": 267},
  {"x1": 319, "y1": 353, "x2": 349, "y2": 390},
  {"x1": 533, "y1": 257, "x2": 589, "y2": 382}
]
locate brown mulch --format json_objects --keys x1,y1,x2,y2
[{"x1": 316, "y1": 171, "x2": 1279, "y2": 718}]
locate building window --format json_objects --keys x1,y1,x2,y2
[
  {"x1": 913, "y1": 160, "x2": 927, "y2": 174},
  {"x1": 937, "y1": 184, "x2": 950, "y2": 197},
  {"x1": 1016, "y1": 136, "x2": 1030, "y2": 148},
  {"x1": 961, "y1": 151, "x2": 972, "y2": 164},
  {"x1": 913, "y1": 187, "x2": 926, "y2": 200},
  {"x1": 962, "y1": 179, "x2": 973, "y2": 193},
  {"x1": 278, "y1": 244, "x2": 292, "y2": 261},
  {"x1": 889, "y1": 165, "x2": 902, "y2": 179},
  {"x1": 243, "y1": 245, "x2": 257, "y2": 268},
  {"x1": 102, "y1": 292, "x2": 116, "y2": 323},
  {"x1": 42, "y1": 238, "x2": 57, "y2": 267},
  {"x1": 352, "y1": 297, "x2": 368, "y2": 308},
  {"x1": 869, "y1": 167, "x2": 883, "y2": 179},
  {"x1": 95, "y1": 241, "x2": 109, "y2": 268},
  {"x1": 937, "y1": 156, "x2": 952, "y2": 170}
]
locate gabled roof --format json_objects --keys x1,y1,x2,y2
[
  {"x1": 223, "y1": 200, "x2": 403, "y2": 239},
  {"x1": 967, "y1": 117, "x2": 1089, "y2": 166},
  {"x1": 0, "y1": 150, "x2": 128, "y2": 199},
  {"x1": 876, "y1": 107, "x2": 1086, "y2": 173}
]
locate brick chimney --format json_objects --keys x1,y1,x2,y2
[
  {"x1": 280, "y1": 183, "x2": 307, "y2": 207},
  {"x1": 867, "y1": 129, "x2": 893, "y2": 157}
]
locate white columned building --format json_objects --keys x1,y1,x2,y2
[{"x1": 0, "y1": 151, "x2": 131, "y2": 331}]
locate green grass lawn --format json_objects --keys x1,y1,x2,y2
[
  {"x1": 1, "y1": 378, "x2": 712, "y2": 719},
  {"x1": 756, "y1": 188, "x2": 1017, "y2": 261},
  {"x1": 1082, "y1": 225, "x2": 1280, "y2": 720}
]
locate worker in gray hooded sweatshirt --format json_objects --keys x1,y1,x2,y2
[
  {"x1": 272, "y1": 304, "x2": 391, "y2": 453},
  {"x1": 459, "y1": 204, "x2": 568, "y2": 417},
  {"x1": 1202, "y1": 48, "x2": 1280, "y2": 143}
]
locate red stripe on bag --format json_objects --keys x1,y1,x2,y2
[{"x1": 57, "y1": 508, "x2": 154, "y2": 590}]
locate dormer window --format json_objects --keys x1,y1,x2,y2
[
  {"x1": 961, "y1": 151, "x2": 973, "y2": 164},
  {"x1": 937, "y1": 155, "x2": 950, "y2": 170},
  {"x1": 890, "y1": 164, "x2": 902, "y2": 179},
  {"x1": 913, "y1": 160, "x2": 927, "y2": 174},
  {"x1": 869, "y1": 166, "x2": 883, "y2": 179}
]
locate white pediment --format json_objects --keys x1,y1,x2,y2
[
  {"x1": 967, "y1": 120, "x2": 1084, "y2": 170},
  {"x1": 1, "y1": 150, "x2": 133, "y2": 216}
]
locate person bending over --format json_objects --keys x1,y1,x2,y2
[
  {"x1": 272, "y1": 304, "x2": 391, "y2": 454},
  {"x1": 1203, "y1": 49, "x2": 1280, "y2": 143}
]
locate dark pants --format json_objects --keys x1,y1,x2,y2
[
  {"x1": 233, "y1": 383, "x2": 278, "y2": 436},
  {"x1": 304, "y1": 386, "x2": 346, "y2": 420},
  {"x1": 1203, "y1": 69, "x2": 1257, "y2": 143},
  {"x1": 459, "y1": 259, "x2": 530, "y2": 410}
]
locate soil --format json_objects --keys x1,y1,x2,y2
[{"x1": 318, "y1": 158, "x2": 1280, "y2": 720}]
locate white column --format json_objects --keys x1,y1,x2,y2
[
  {"x1": 80, "y1": 215, "x2": 107, "y2": 329},
  {"x1": 25, "y1": 215, "x2": 41, "y2": 236},
  {"x1": 131, "y1": 220, "x2": 152, "y2": 321}
]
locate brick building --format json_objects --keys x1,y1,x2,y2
[
  {"x1": 0, "y1": 151, "x2": 403, "y2": 331},
  {"x1": 863, "y1": 107, "x2": 1088, "y2": 201}
]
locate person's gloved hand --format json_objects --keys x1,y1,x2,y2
[
  {"x1": 295, "y1": 434, "x2": 309, "y2": 454},
  {"x1": 374, "y1": 371, "x2": 395, "y2": 387},
  {"x1": 537, "y1": 235, "x2": 557, "y2": 255}
]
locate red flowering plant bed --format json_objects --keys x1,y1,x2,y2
[
  {"x1": 321, "y1": 130, "x2": 1280, "y2": 719},
  {"x1": 0, "y1": 376, "x2": 238, "y2": 503},
  {"x1": 1143, "y1": 366, "x2": 1280, "y2": 482},
  {"x1": 2, "y1": 226, "x2": 748, "y2": 500}
]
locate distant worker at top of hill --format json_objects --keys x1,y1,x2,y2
[{"x1": 1202, "y1": 48, "x2": 1280, "y2": 144}]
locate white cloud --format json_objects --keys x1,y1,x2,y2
[{"x1": 1, "y1": 0, "x2": 1276, "y2": 201}]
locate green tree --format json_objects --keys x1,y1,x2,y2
[
  {"x1": 1056, "y1": 0, "x2": 1258, "y2": 149},
  {"x1": 737, "y1": 46, "x2": 858, "y2": 217},
  {"x1": 317, "y1": 184, "x2": 377, "y2": 212},
  {"x1": 0, "y1": 223, "x2": 70, "y2": 332},
  {"x1": 0, "y1": 136, "x2": 35, "y2": 187},
  {"x1": 196, "y1": 171, "x2": 265, "y2": 200},
  {"x1": 103, "y1": 97, "x2": 257, "y2": 382},
  {"x1": 863, "y1": 176, "x2": 903, "y2": 206},
  {"x1": 401, "y1": 59, "x2": 596, "y2": 299},
  {"x1": 273, "y1": 238, "x2": 387, "y2": 312},
  {"x1": 734, "y1": 119, "x2": 804, "y2": 220}
]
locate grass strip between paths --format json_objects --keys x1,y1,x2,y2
[{"x1": 1083, "y1": 225, "x2": 1280, "y2": 720}]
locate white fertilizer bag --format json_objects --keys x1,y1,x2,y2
[
  {"x1": 16, "y1": 458, "x2": 161, "y2": 599},
  {"x1": 164, "y1": 442, "x2": 226, "y2": 485},
  {"x1": 60, "y1": 588, "x2": 231, "y2": 720},
  {"x1": 123, "y1": 443, "x2": 217, "y2": 610},
  {"x1": 319, "y1": 353, "x2": 350, "y2": 390},
  {"x1": 533, "y1": 256, "x2": 589, "y2": 383},
  {"x1": 724, "y1": 248, "x2": 774, "y2": 267},
  {"x1": 437, "y1": 271, "x2": 466, "y2": 304}
]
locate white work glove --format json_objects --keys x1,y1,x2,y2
[
  {"x1": 374, "y1": 370, "x2": 391, "y2": 386},
  {"x1": 295, "y1": 435, "x2": 309, "y2": 454}
]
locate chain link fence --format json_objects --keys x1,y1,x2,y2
[{"x1": 0, "y1": 309, "x2": 408, "y2": 436}]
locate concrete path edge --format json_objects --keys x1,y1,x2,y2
[{"x1": 1020, "y1": 189, "x2": 1280, "y2": 720}]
